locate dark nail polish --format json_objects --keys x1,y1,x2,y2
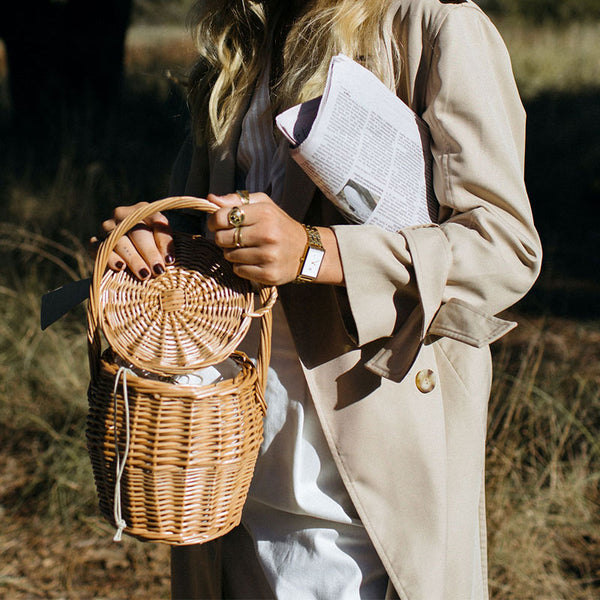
[
  {"x1": 165, "y1": 254, "x2": 175, "y2": 265},
  {"x1": 115, "y1": 261, "x2": 125, "y2": 270},
  {"x1": 153, "y1": 264, "x2": 165, "y2": 275},
  {"x1": 139, "y1": 268, "x2": 150, "y2": 279}
]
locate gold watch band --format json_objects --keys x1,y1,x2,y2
[
  {"x1": 294, "y1": 224, "x2": 325, "y2": 283},
  {"x1": 304, "y1": 224, "x2": 323, "y2": 249}
]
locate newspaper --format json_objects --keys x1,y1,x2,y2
[{"x1": 276, "y1": 54, "x2": 438, "y2": 232}]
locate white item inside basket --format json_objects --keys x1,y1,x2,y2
[
  {"x1": 172, "y1": 359, "x2": 240, "y2": 386},
  {"x1": 113, "y1": 355, "x2": 241, "y2": 385}
]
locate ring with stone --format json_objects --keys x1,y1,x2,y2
[
  {"x1": 234, "y1": 226, "x2": 243, "y2": 248},
  {"x1": 236, "y1": 189, "x2": 250, "y2": 205},
  {"x1": 228, "y1": 206, "x2": 245, "y2": 227}
]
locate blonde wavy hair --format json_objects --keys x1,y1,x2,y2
[{"x1": 187, "y1": 0, "x2": 399, "y2": 147}]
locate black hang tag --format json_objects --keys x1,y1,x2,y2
[{"x1": 40, "y1": 278, "x2": 91, "y2": 330}]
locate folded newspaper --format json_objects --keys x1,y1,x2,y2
[{"x1": 276, "y1": 54, "x2": 438, "y2": 231}]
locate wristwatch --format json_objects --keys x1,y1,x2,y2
[{"x1": 295, "y1": 224, "x2": 325, "y2": 283}]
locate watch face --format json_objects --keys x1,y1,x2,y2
[{"x1": 302, "y1": 247, "x2": 325, "y2": 278}]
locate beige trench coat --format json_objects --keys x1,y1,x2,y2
[{"x1": 169, "y1": 1, "x2": 542, "y2": 598}]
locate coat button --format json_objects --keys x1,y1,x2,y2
[{"x1": 415, "y1": 369, "x2": 436, "y2": 393}]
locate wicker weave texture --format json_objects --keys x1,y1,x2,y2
[
  {"x1": 87, "y1": 352, "x2": 264, "y2": 544},
  {"x1": 101, "y1": 233, "x2": 255, "y2": 376},
  {"x1": 86, "y1": 197, "x2": 276, "y2": 545}
]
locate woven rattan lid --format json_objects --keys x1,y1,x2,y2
[{"x1": 99, "y1": 233, "x2": 255, "y2": 375}]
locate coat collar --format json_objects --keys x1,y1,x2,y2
[{"x1": 207, "y1": 91, "x2": 250, "y2": 196}]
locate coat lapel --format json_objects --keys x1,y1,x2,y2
[
  {"x1": 278, "y1": 154, "x2": 317, "y2": 222},
  {"x1": 185, "y1": 92, "x2": 252, "y2": 198},
  {"x1": 207, "y1": 142, "x2": 238, "y2": 195},
  {"x1": 188, "y1": 96, "x2": 317, "y2": 224}
]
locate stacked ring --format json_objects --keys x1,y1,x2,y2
[
  {"x1": 234, "y1": 227, "x2": 243, "y2": 248},
  {"x1": 236, "y1": 189, "x2": 250, "y2": 205},
  {"x1": 228, "y1": 206, "x2": 245, "y2": 227}
]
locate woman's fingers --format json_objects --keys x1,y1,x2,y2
[
  {"x1": 127, "y1": 224, "x2": 168, "y2": 276},
  {"x1": 207, "y1": 194, "x2": 269, "y2": 233},
  {"x1": 206, "y1": 192, "x2": 266, "y2": 231},
  {"x1": 91, "y1": 204, "x2": 174, "y2": 279},
  {"x1": 221, "y1": 245, "x2": 281, "y2": 286},
  {"x1": 207, "y1": 192, "x2": 306, "y2": 285},
  {"x1": 113, "y1": 204, "x2": 174, "y2": 261},
  {"x1": 110, "y1": 234, "x2": 153, "y2": 279},
  {"x1": 151, "y1": 218, "x2": 175, "y2": 264},
  {"x1": 207, "y1": 191, "x2": 260, "y2": 210}
]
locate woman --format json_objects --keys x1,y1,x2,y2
[{"x1": 98, "y1": 0, "x2": 541, "y2": 597}]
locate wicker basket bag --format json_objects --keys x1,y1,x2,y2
[{"x1": 86, "y1": 196, "x2": 277, "y2": 545}]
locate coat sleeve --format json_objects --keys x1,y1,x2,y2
[{"x1": 332, "y1": 5, "x2": 541, "y2": 352}]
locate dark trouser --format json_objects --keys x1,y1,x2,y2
[{"x1": 171, "y1": 525, "x2": 274, "y2": 600}]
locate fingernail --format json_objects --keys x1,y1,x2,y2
[
  {"x1": 115, "y1": 261, "x2": 125, "y2": 270},
  {"x1": 153, "y1": 264, "x2": 165, "y2": 275},
  {"x1": 139, "y1": 268, "x2": 150, "y2": 279},
  {"x1": 165, "y1": 254, "x2": 175, "y2": 265}
]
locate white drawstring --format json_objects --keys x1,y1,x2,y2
[{"x1": 112, "y1": 366, "x2": 131, "y2": 542}]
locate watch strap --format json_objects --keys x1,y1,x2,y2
[
  {"x1": 304, "y1": 224, "x2": 323, "y2": 250},
  {"x1": 294, "y1": 224, "x2": 325, "y2": 283}
]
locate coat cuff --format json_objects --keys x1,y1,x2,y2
[
  {"x1": 401, "y1": 224, "x2": 452, "y2": 339},
  {"x1": 332, "y1": 224, "x2": 417, "y2": 346}
]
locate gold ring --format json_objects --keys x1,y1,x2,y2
[
  {"x1": 236, "y1": 189, "x2": 250, "y2": 205},
  {"x1": 228, "y1": 206, "x2": 245, "y2": 227},
  {"x1": 234, "y1": 226, "x2": 243, "y2": 248}
]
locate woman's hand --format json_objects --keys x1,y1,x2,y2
[
  {"x1": 207, "y1": 192, "x2": 344, "y2": 286},
  {"x1": 90, "y1": 202, "x2": 174, "y2": 280}
]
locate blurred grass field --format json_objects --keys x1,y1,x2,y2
[
  {"x1": 503, "y1": 19, "x2": 600, "y2": 97},
  {"x1": 0, "y1": 15, "x2": 599, "y2": 600}
]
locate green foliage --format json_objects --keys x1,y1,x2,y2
[{"x1": 483, "y1": 0, "x2": 600, "y2": 22}]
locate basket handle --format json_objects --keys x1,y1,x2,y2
[
  {"x1": 91, "y1": 196, "x2": 220, "y2": 305},
  {"x1": 87, "y1": 196, "x2": 277, "y2": 396}
]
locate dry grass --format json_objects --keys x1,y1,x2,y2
[
  {"x1": 125, "y1": 25, "x2": 195, "y2": 70},
  {"x1": 487, "y1": 315, "x2": 600, "y2": 598},
  {"x1": 0, "y1": 231, "x2": 171, "y2": 600},
  {"x1": 493, "y1": 18, "x2": 600, "y2": 100}
]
